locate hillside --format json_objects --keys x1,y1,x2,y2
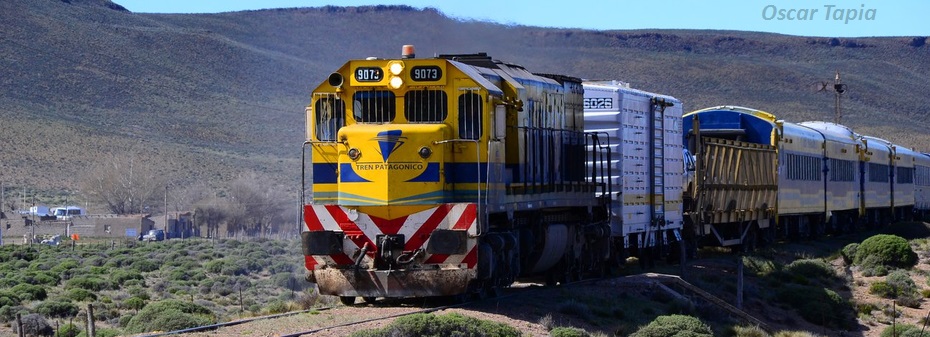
[{"x1": 1, "y1": 0, "x2": 929, "y2": 201}]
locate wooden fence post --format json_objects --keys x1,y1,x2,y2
[
  {"x1": 15, "y1": 313, "x2": 24, "y2": 337},
  {"x1": 86, "y1": 303, "x2": 96, "y2": 337}
]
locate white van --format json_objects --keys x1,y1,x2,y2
[{"x1": 52, "y1": 206, "x2": 85, "y2": 220}]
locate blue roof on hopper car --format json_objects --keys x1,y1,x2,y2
[{"x1": 682, "y1": 106, "x2": 777, "y2": 145}]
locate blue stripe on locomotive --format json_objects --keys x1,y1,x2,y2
[{"x1": 312, "y1": 163, "x2": 338, "y2": 183}]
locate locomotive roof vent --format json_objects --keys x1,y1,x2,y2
[{"x1": 402, "y1": 45, "x2": 415, "y2": 59}]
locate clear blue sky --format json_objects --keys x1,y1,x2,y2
[{"x1": 115, "y1": 1, "x2": 926, "y2": 38}]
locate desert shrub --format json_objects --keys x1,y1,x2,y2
[
  {"x1": 841, "y1": 243, "x2": 858, "y2": 265},
  {"x1": 131, "y1": 259, "x2": 160, "y2": 272},
  {"x1": 66, "y1": 276, "x2": 110, "y2": 292},
  {"x1": 65, "y1": 288, "x2": 97, "y2": 302},
  {"x1": 127, "y1": 286, "x2": 150, "y2": 301},
  {"x1": 550, "y1": 327, "x2": 591, "y2": 337},
  {"x1": 731, "y1": 325, "x2": 770, "y2": 337},
  {"x1": 51, "y1": 259, "x2": 81, "y2": 274},
  {"x1": 76, "y1": 327, "x2": 121, "y2": 337},
  {"x1": 19, "y1": 270, "x2": 60, "y2": 286},
  {"x1": 265, "y1": 300, "x2": 296, "y2": 314},
  {"x1": 773, "y1": 332, "x2": 820, "y2": 337},
  {"x1": 629, "y1": 314, "x2": 713, "y2": 337},
  {"x1": 859, "y1": 255, "x2": 889, "y2": 277},
  {"x1": 15, "y1": 313, "x2": 53, "y2": 337},
  {"x1": 11, "y1": 284, "x2": 47, "y2": 301},
  {"x1": 204, "y1": 259, "x2": 225, "y2": 274},
  {"x1": 111, "y1": 269, "x2": 145, "y2": 284},
  {"x1": 124, "y1": 296, "x2": 146, "y2": 311},
  {"x1": 125, "y1": 299, "x2": 216, "y2": 333},
  {"x1": 870, "y1": 281, "x2": 896, "y2": 298},
  {"x1": 783, "y1": 259, "x2": 834, "y2": 281},
  {"x1": 349, "y1": 313, "x2": 520, "y2": 337},
  {"x1": 0, "y1": 305, "x2": 26, "y2": 322},
  {"x1": 855, "y1": 234, "x2": 918, "y2": 269},
  {"x1": 58, "y1": 322, "x2": 82, "y2": 337},
  {"x1": 0, "y1": 290, "x2": 22, "y2": 307},
  {"x1": 775, "y1": 284, "x2": 852, "y2": 329},
  {"x1": 882, "y1": 324, "x2": 918, "y2": 337},
  {"x1": 558, "y1": 300, "x2": 593, "y2": 320},
  {"x1": 743, "y1": 255, "x2": 778, "y2": 276},
  {"x1": 35, "y1": 299, "x2": 79, "y2": 318}
]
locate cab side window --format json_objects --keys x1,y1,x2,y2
[
  {"x1": 458, "y1": 92, "x2": 482, "y2": 139},
  {"x1": 314, "y1": 96, "x2": 345, "y2": 142}
]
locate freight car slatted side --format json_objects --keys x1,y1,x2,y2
[{"x1": 690, "y1": 137, "x2": 778, "y2": 246}]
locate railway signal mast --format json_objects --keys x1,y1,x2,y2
[{"x1": 833, "y1": 71, "x2": 847, "y2": 124}]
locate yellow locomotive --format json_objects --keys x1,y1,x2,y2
[{"x1": 301, "y1": 46, "x2": 612, "y2": 303}]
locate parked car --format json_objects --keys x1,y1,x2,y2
[{"x1": 141, "y1": 229, "x2": 165, "y2": 242}]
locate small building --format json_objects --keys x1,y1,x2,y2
[{"x1": 1, "y1": 214, "x2": 155, "y2": 243}]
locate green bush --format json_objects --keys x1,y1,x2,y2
[
  {"x1": 629, "y1": 314, "x2": 713, "y2": 337},
  {"x1": 131, "y1": 259, "x2": 160, "y2": 272},
  {"x1": 783, "y1": 259, "x2": 834, "y2": 281},
  {"x1": 12, "y1": 284, "x2": 47, "y2": 301},
  {"x1": 349, "y1": 313, "x2": 520, "y2": 337},
  {"x1": 869, "y1": 281, "x2": 895, "y2": 298},
  {"x1": 550, "y1": 327, "x2": 591, "y2": 337},
  {"x1": 111, "y1": 269, "x2": 145, "y2": 284},
  {"x1": 125, "y1": 299, "x2": 216, "y2": 333},
  {"x1": 58, "y1": 323, "x2": 82, "y2": 337},
  {"x1": 882, "y1": 324, "x2": 918, "y2": 337},
  {"x1": 0, "y1": 305, "x2": 26, "y2": 322},
  {"x1": 855, "y1": 234, "x2": 918, "y2": 269},
  {"x1": 841, "y1": 243, "x2": 858, "y2": 265},
  {"x1": 66, "y1": 276, "x2": 111, "y2": 292},
  {"x1": 124, "y1": 296, "x2": 146, "y2": 311},
  {"x1": 35, "y1": 299, "x2": 79, "y2": 318},
  {"x1": 264, "y1": 300, "x2": 289, "y2": 314},
  {"x1": 775, "y1": 284, "x2": 852, "y2": 329},
  {"x1": 66, "y1": 288, "x2": 98, "y2": 302},
  {"x1": 742, "y1": 256, "x2": 778, "y2": 276},
  {"x1": 731, "y1": 325, "x2": 770, "y2": 337},
  {"x1": 76, "y1": 327, "x2": 122, "y2": 337},
  {"x1": 0, "y1": 290, "x2": 23, "y2": 307}
]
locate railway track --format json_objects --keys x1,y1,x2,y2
[
  {"x1": 137, "y1": 273, "x2": 770, "y2": 336},
  {"x1": 136, "y1": 278, "x2": 595, "y2": 337}
]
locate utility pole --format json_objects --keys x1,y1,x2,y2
[{"x1": 164, "y1": 185, "x2": 169, "y2": 240}]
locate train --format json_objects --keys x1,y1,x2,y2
[{"x1": 300, "y1": 46, "x2": 930, "y2": 303}]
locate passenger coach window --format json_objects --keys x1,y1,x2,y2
[
  {"x1": 353, "y1": 90, "x2": 395, "y2": 123},
  {"x1": 458, "y1": 92, "x2": 482, "y2": 139},
  {"x1": 898, "y1": 167, "x2": 914, "y2": 184},
  {"x1": 314, "y1": 95, "x2": 345, "y2": 142},
  {"x1": 869, "y1": 163, "x2": 890, "y2": 182},
  {"x1": 406, "y1": 90, "x2": 448, "y2": 123}
]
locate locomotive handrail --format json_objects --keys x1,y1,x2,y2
[{"x1": 433, "y1": 138, "x2": 485, "y2": 236}]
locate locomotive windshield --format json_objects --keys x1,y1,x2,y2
[
  {"x1": 405, "y1": 89, "x2": 447, "y2": 123},
  {"x1": 457, "y1": 91, "x2": 482, "y2": 139},
  {"x1": 313, "y1": 95, "x2": 345, "y2": 142},
  {"x1": 353, "y1": 90, "x2": 396, "y2": 123}
]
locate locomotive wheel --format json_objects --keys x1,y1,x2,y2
[{"x1": 339, "y1": 296, "x2": 356, "y2": 306}]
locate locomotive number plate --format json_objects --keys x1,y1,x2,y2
[
  {"x1": 410, "y1": 66, "x2": 442, "y2": 82},
  {"x1": 355, "y1": 67, "x2": 383, "y2": 82},
  {"x1": 583, "y1": 98, "x2": 613, "y2": 109}
]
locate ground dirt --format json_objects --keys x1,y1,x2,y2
[{"x1": 157, "y1": 222, "x2": 930, "y2": 336}]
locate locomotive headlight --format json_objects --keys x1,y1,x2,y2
[
  {"x1": 347, "y1": 148, "x2": 361, "y2": 161},
  {"x1": 388, "y1": 61, "x2": 404, "y2": 75},
  {"x1": 418, "y1": 146, "x2": 432, "y2": 159},
  {"x1": 389, "y1": 76, "x2": 404, "y2": 89}
]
